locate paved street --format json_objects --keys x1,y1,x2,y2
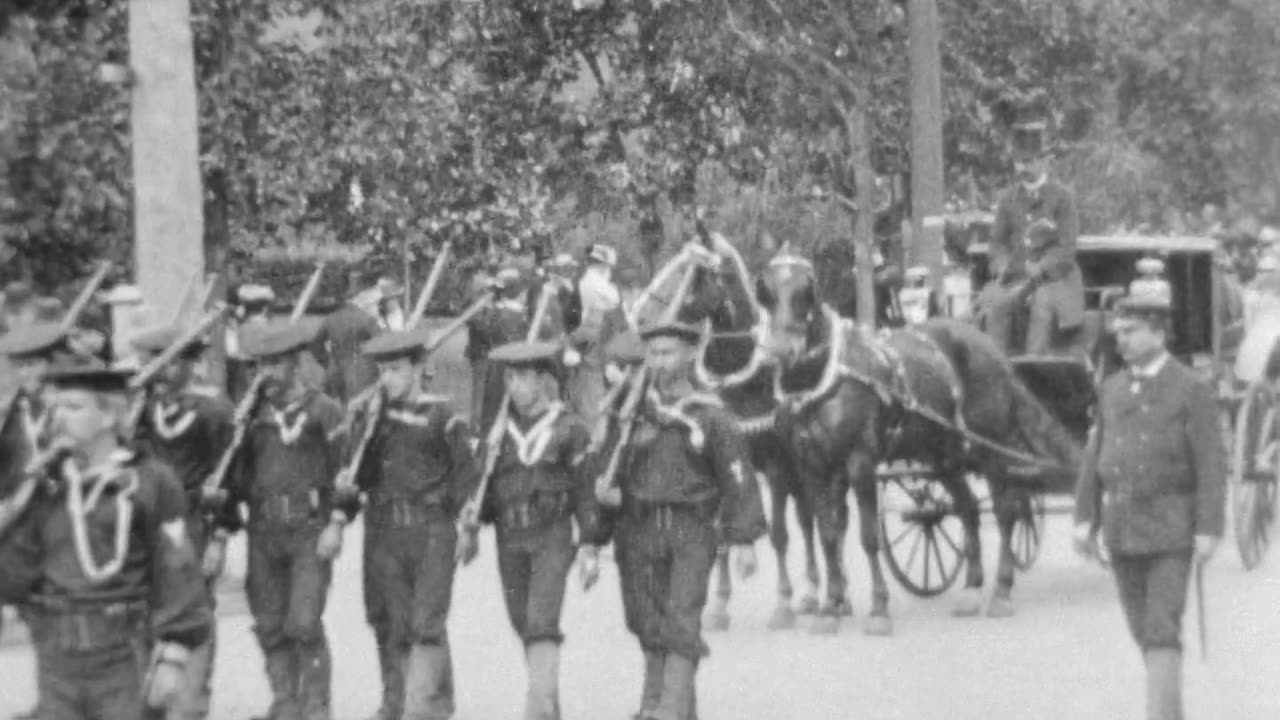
[{"x1": 2, "y1": 507, "x2": 1277, "y2": 720}]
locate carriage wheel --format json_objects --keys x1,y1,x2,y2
[
  {"x1": 879, "y1": 473, "x2": 966, "y2": 598},
  {"x1": 1232, "y1": 380, "x2": 1279, "y2": 571},
  {"x1": 1010, "y1": 493, "x2": 1047, "y2": 571}
]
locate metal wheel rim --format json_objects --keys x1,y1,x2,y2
[
  {"x1": 1232, "y1": 380, "x2": 1277, "y2": 571},
  {"x1": 879, "y1": 475, "x2": 967, "y2": 598},
  {"x1": 1011, "y1": 493, "x2": 1046, "y2": 571}
]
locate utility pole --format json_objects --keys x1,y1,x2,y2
[
  {"x1": 907, "y1": 0, "x2": 945, "y2": 291},
  {"x1": 129, "y1": 0, "x2": 204, "y2": 326}
]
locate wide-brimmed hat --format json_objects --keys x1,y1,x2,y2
[
  {"x1": 41, "y1": 357, "x2": 134, "y2": 393},
  {"x1": 239, "y1": 319, "x2": 322, "y2": 359},
  {"x1": 0, "y1": 323, "x2": 70, "y2": 359}
]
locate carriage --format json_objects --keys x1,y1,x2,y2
[{"x1": 878, "y1": 232, "x2": 1250, "y2": 597}]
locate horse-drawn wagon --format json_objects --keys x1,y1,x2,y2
[{"x1": 876, "y1": 233, "x2": 1245, "y2": 598}]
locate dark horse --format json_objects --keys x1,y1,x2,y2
[
  {"x1": 753, "y1": 244, "x2": 1082, "y2": 634},
  {"x1": 628, "y1": 237, "x2": 828, "y2": 632}
]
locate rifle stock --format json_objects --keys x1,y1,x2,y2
[
  {"x1": 594, "y1": 366, "x2": 647, "y2": 507},
  {"x1": 406, "y1": 241, "x2": 453, "y2": 331},
  {"x1": 289, "y1": 263, "x2": 326, "y2": 323},
  {"x1": 200, "y1": 374, "x2": 266, "y2": 507}
]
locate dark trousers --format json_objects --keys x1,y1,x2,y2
[
  {"x1": 29, "y1": 605, "x2": 159, "y2": 720},
  {"x1": 982, "y1": 267, "x2": 1084, "y2": 356},
  {"x1": 364, "y1": 514, "x2": 458, "y2": 646},
  {"x1": 247, "y1": 522, "x2": 333, "y2": 719},
  {"x1": 1110, "y1": 550, "x2": 1193, "y2": 652},
  {"x1": 615, "y1": 505, "x2": 719, "y2": 662},
  {"x1": 496, "y1": 517, "x2": 576, "y2": 644}
]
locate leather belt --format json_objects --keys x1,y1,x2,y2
[
  {"x1": 26, "y1": 596, "x2": 148, "y2": 653},
  {"x1": 367, "y1": 499, "x2": 447, "y2": 528},
  {"x1": 255, "y1": 494, "x2": 316, "y2": 523},
  {"x1": 626, "y1": 501, "x2": 713, "y2": 530},
  {"x1": 500, "y1": 493, "x2": 570, "y2": 530}
]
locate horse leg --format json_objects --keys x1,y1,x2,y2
[
  {"x1": 850, "y1": 453, "x2": 892, "y2": 636},
  {"x1": 944, "y1": 468, "x2": 986, "y2": 618},
  {"x1": 808, "y1": 472, "x2": 848, "y2": 636},
  {"x1": 767, "y1": 475, "x2": 798, "y2": 630},
  {"x1": 794, "y1": 488, "x2": 821, "y2": 616},
  {"x1": 986, "y1": 475, "x2": 1019, "y2": 618},
  {"x1": 703, "y1": 546, "x2": 732, "y2": 631}
]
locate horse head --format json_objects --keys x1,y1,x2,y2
[
  {"x1": 629, "y1": 233, "x2": 767, "y2": 388},
  {"x1": 757, "y1": 242, "x2": 823, "y2": 366}
]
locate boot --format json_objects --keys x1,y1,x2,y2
[
  {"x1": 523, "y1": 641, "x2": 562, "y2": 720},
  {"x1": 650, "y1": 653, "x2": 696, "y2": 720},
  {"x1": 252, "y1": 647, "x2": 301, "y2": 720},
  {"x1": 1144, "y1": 648, "x2": 1184, "y2": 720},
  {"x1": 632, "y1": 651, "x2": 664, "y2": 720},
  {"x1": 403, "y1": 643, "x2": 455, "y2": 720},
  {"x1": 366, "y1": 642, "x2": 406, "y2": 720},
  {"x1": 296, "y1": 637, "x2": 333, "y2": 720}
]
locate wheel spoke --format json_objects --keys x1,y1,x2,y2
[
  {"x1": 905, "y1": 526, "x2": 923, "y2": 573},
  {"x1": 936, "y1": 522, "x2": 963, "y2": 557},
  {"x1": 921, "y1": 527, "x2": 932, "y2": 589},
  {"x1": 889, "y1": 522, "x2": 915, "y2": 549}
]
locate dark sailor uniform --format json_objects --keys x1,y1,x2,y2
[
  {"x1": 614, "y1": 321, "x2": 767, "y2": 720},
  {"x1": 477, "y1": 340, "x2": 609, "y2": 720},
  {"x1": 130, "y1": 325, "x2": 237, "y2": 720},
  {"x1": 217, "y1": 321, "x2": 356, "y2": 720},
  {"x1": 346, "y1": 328, "x2": 482, "y2": 720},
  {"x1": 0, "y1": 363, "x2": 212, "y2": 720}
]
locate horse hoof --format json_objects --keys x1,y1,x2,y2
[
  {"x1": 862, "y1": 614, "x2": 893, "y2": 636},
  {"x1": 951, "y1": 588, "x2": 983, "y2": 618},
  {"x1": 767, "y1": 606, "x2": 797, "y2": 630},
  {"x1": 986, "y1": 596, "x2": 1015, "y2": 619},
  {"x1": 794, "y1": 595, "x2": 820, "y2": 615},
  {"x1": 704, "y1": 611, "x2": 731, "y2": 632},
  {"x1": 807, "y1": 615, "x2": 840, "y2": 635}
]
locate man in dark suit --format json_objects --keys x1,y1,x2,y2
[
  {"x1": 317, "y1": 275, "x2": 387, "y2": 405},
  {"x1": 982, "y1": 105, "x2": 1084, "y2": 356},
  {"x1": 1074, "y1": 269, "x2": 1226, "y2": 720}
]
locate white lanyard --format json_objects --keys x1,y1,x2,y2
[
  {"x1": 19, "y1": 397, "x2": 45, "y2": 453},
  {"x1": 504, "y1": 402, "x2": 564, "y2": 466},
  {"x1": 644, "y1": 389, "x2": 720, "y2": 451},
  {"x1": 151, "y1": 400, "x2": 197, "y2": 440},
  {"x1": 61, "y1": 453, "x2": 139, "y2": 584}
]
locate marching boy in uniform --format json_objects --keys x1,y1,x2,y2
[
  {"x1": 335, "y1": 327, "x2": 481, "y2": 720},
  {"x1": 130, "y1": 325, "x2": 237, "y2": 720},
  {"x1": 213, "y1": 320, "x2": 356, "y2": 720},
  {"x1": 614, "y1": 315, "x2": 766, "y2": 720},
  {"x1": 458, "y1": 339, "x2": 610, "y2": 720},
  {"x1": 1074, "y1": 268, "x2": 1226, "y2": 720},
  {"x1": 0, "y1": 356, "x2": 212, "y2": 720}
]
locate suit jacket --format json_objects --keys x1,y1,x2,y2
[
  {"x1": 991, "y1": 179, "x2": 1079, "y2": 280},
  {"x1": 318, "y1": 302, "x2": 381, "y2": 405},
  {"x1": 1074, "y1": 356, "x2": 1226, "y2": 555}
]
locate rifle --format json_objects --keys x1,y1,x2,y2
[
  {"x1": 335, "y1": 243, "x2": 455, "y2": 494},
  {"x1": 459, "y1": 281, "x2": 558, "y2": 527},
  {"x1": 593, "y1": 254, "x2": 703, "y2": 507},
  {"x1": 200, "y1": 263, "x2": 321, "y2": 510},
  {"x1": 123, "y1": 305, "x2": 231, "y2": 439},
  {"x1": 59, "y1": 261, "x2": 113, "y2": 332},
  {"x1": 289, "y1": 263, "x2": 326, "y2": 323}
]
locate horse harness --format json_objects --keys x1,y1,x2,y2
[{"x1": 773, "y1": 305, "x2": 1052, "y2": 471}]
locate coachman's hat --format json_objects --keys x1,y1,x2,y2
[
  {"x1": 0, "y1": 323, "x2": 71, "y2": 359},
  {"x1": 360, "y1": 327, "x2": 434, "y2": 361},
  {"x1": 1010, "y1": 98, "x2": 1054, "y2": 159},
  {"x1": 131, "y1": 325, "x2": 208, "y2": 357},
  {"x1": 239, "y1": 318, "x2": 322, "y2": 359}
]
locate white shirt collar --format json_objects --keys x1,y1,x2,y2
[{"x1": 1130, "y1": 351, "x2": 1170, "y2": 379}]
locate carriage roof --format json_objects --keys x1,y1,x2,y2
[{"x1": 967, "y1": 234, "x2": 1218, "y2": 257}]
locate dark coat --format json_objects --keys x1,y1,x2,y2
[
  {"x1": 1075, "y1": 356, "x2": 1227, "y2": 555},
  {"x1": 318, "y1": 302, "x2": 381, "y2": 405},
  {"x1": 991, "y1": 179, "x2": 1080, "y2": 281}
]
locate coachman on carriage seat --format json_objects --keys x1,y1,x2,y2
[{"x1": 981, "y1": 102, "x2": 1085, "y2": 358}]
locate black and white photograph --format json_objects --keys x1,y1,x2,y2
[{"x1": 0, "y1": 0, "x2": 1278, "y2": 718}]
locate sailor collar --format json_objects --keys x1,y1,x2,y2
[
  {"x1": 643, "y1": 388, "x2": 722, "y2": 451},
  {"x1": 263, "y1": 392, "x2": 315, "y2": 445},
  {"x1": 504, "y1": 401, "x2": 566, "y2": 466}
]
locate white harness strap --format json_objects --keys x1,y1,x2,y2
[
  {"x1": 644, "y1": 389, "x2": 722, "y2": 451},
  {"x1": 504, "y1": 402, "x2": 565, "y2": 466}
]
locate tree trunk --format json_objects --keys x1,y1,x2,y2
[
  {"x1": 908, "y1": 0, "x2": 945, "y2": 291},
  {"x1": 844, "y1": 100, "x2": 877, "y2": 329},
  {"x1": 129, "y1": 0, "x2": 204, "y2": 325}
]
